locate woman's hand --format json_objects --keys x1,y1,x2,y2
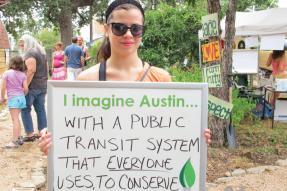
[
  {"x1": 38, "y1": 132, "x2": 52, "y2": 155},
  {"x1": 204, "y1": 128, "x2": 211, "y2": 145},
  {"x1": 0, "y1": 98, "x2": 6, "y2": 105}
]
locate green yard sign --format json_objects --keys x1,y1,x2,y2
[
  {"x1": 208, "y1": 95, "x2": 233, "y2": 120},
  {"x1": 201, "y1": 13, "x2": 219, "y2": 38},
  {"x1": 202, "y1": 64, "x2": 222, "y2": 88}
]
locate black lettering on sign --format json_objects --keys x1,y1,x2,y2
[
  {"x1": 130, "y1": 114, "x2": 186, "y2": 129},
  {"x1": 146, "y1": 138, "x2": 200, "y2": 153}
]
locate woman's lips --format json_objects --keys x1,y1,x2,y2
[{"x1": 122, "y1": 42, "x2": 134, "y2": 47}]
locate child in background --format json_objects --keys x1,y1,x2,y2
[{"x1": 1, "y1": 56, "x2": 28, "y2": 148}]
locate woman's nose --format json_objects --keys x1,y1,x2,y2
[{"x1": 123, "y1": 29, "x2": 133, "y2": 37}]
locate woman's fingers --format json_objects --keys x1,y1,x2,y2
[
  {"x1": 38, "y1": 132, "x2": 52, "y2": 155},
  {"x1": 204, "y1": 128, "x2": 212, "y2": 145}
]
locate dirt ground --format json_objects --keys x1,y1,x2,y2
[
  {"x1": 0, "y1": 112, "x2": 47, "y2": 190},
  {"x1": 0, "y1": 109, "x2": 286, "y2": 190}
]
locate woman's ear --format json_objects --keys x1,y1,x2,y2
[{"x1": 104, "y1": 24, "x2": 109, "y2": 38}]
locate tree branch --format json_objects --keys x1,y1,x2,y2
[{"x1": 72, "y1": 0, "x2": 93, "y2": 8}]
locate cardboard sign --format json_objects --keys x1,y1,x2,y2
[
  {"x1": 48, "y1": 81, "x2": 208, "y2": 191},
  {"x1": 208, "y1": 95, "x2": 233, "y2": 120},
  {"x1": 202, "y1": 64, "x2": 222, "y2": 88},
  {"x1": 201, "y1": 41, "x2": 221, "y2": 63},
  {"x1": 201, "y1": 13, "x2": 219, "y2": 38}
]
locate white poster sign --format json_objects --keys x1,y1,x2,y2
[
  {"x1": 245, "y1": 36, "x2": 258, "y2": 48},
  {"x1": 260, "y1": 34, "x2": 285, "y2": 50},
  {"x1": 48, "y1": 81, "x2": 208, "y2": 191},
  {"x1": 232, "y1": 50, "x2": 259, "y2": 74}
]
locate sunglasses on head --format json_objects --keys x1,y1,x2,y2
[{"x1": 109, "y1": 23, "x2": 144, "y2": 37}]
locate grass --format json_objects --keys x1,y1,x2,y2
[{"x1": 208, "y1": 119, "x2": 287, "y2": 181}]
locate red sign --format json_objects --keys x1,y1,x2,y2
[{"x1": 201, "y1": 41, "x2": 221, "y2": 63}]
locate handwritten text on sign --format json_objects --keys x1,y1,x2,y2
[
  {"x1": 201, "y1": 41, "x2": 221, "y2": 63},
  {"x1": 202, "y1": 64, "x2": 222, "y2": 88},
  {"x1": 48, "y1": 82, "x2": 208, "y2": 191},
  {"x1": 208, "y1": 94, "x2": 233, "y2": 120},
  {"x1": 201, "y1": 13, "x2": 219, "y2": 38}
]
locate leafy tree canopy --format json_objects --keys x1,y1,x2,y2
[
  {"x1": 35, "y1": 29, "x2": 60, "y2": 50},
  {"x1": 221, "y1": 0, "x2": 278, "y2": 13},
  {"x1": 0, "y1": 0, "x2": 108, "y2": 43},
  {"x1": 139, "y1": 2, "x2": 206, "y2": 68}
]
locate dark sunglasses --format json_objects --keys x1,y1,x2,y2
[{"x1": 109, "y1": 23, "x2": 144, "y2": 37}]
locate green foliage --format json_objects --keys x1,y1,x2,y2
[
  {"x1": 237, "y1": 122, "x2": 287, "y2": 149},
  {"x1": 232, "y1": 89, "x2": 256, "y2": 126},
  {"x1": 0, "y1": 0, "x2": 99, "y2": 39},
  {"x1": 221, "y1": 0, "x2": 277, "y2": 13},
  {"x1": 139, "y1": 3, "x2": 207, "y2": 68},
  {"x1": 0, "y1": 0, "x2": 40, "y2": 38},
  {"x1": 88, "y1": 40, "x2": 102, "y2": 59},
  {"x1": 35, "y1": 29, "x2": 60, "y2": 50},
  {"x1": 169, "y1": 64, "x2": 202, "y2": 82},
  {"x1": 86, "y1": 40, "x2": 103, "y2": 67}
]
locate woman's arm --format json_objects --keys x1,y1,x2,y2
[
  {"x1": 266, "y1": 53, "x2": 272, "y2": 67},
  {"x1": 23, "y1": 79, "x2": 28, "y2": 95},
  {"x1": 25, "y1": 58, "x2": 36, "y2": 86},
  {"x1": 0, "y1": 78, "x2": 6, "y2": 103}
]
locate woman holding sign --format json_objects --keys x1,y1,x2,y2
[{"x1": 39, "y1": 0, "x2": 211, "y2": 155}]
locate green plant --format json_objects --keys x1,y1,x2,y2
[
  {"x1": 35, "y1": 28, "x2": 60, "y2": 50},
  {"x1": 169, "y1": 63, "x2": 202, "y2": 82},
  {"x1": 139, "y1": 3, "x2": 206, "y2": 68},
  {"x1": 254, "y1": 146, "x2": 276, "y2": 155},
  {"x1": 232, "y1": 89, "x2": 256, "y2": 126},
  {"x1": 86, "y1": 40, "x2": 103, "y2": 67}
]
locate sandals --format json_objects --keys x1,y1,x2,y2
[
  {"x1": 17, "y1": 136, "x2": 24, "y2": 145},
  {"x1": 23, "y1": 134, "x2": 40, "y2": 142},
  {"x1": 4, "y1": 140, "x2": 20, "y2": 149},
  {"x1": 23, "y1": 136, "x2": 36, "y2": 142}
]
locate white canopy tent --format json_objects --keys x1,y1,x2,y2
[
  {"x1": 221, "y1": 8, "x2": 287, "y2": 36},
  {"x1": 220, "y1": 8, "x2": 287, "y2": 74}
]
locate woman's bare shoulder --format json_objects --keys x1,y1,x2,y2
[{"x1": 77, "y1": 64, "x2": 100, "y2": 81}]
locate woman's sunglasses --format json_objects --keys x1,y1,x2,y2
[{"x1": 109, "y1": 23, "x2": 144, "y2": 37}]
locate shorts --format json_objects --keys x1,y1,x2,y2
[
  {"x1": 8, "y1": 95, "x2": 26, "y2": 109},
  {"x1": 67, "y1": 67, "x2": 82, "y2": 80}
]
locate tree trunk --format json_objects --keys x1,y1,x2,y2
[
  {"x1": 59, "y1": 6, "x2": 73, "y2": 47},
  {"x1": 207, "y1": 0, "x2": 237, "y2": 146},
  {"x1": 224, "y1": 0, "x2": 237, "y2": 76}
]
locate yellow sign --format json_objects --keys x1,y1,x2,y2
[{"x1": 201, "y1": 41, "x2": 221, "y2": 63}]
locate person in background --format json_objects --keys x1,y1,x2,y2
[
  {"x1": 51, "y1": 41, "x2": 66, "y2": 80},
  {"x1": 19, "y1": 34, "x2": 48, "y2": 142},
  {"x1": 266, "y1": 50, "x2": 287, "y2": 79},
  {"x1": 39, "y1": 0, "x2": 211, "y2": 155},
  {"x1": 77, "y1": 36, "x2": 91, "y2": 68},
  {"x1": 1, "y1": 56, "x2": 28, "y2": 148},
  {"x1": 64, "y1": 37, "x2": 84, "y2": 80},
  {"x1": 266, "y1": 50, "x2": 287, "y2": 105}
]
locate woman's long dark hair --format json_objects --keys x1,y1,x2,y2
[
  {"x1": 272, "y1": 50, "x2": 285, "y2": 60},
  {"x1": 97, "y1": 38, "x2": 111, "y2": 62}
]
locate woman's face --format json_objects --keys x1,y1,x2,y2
[
  {"x1": 55, "y1": 44, "x2": 62, "y2": 51},
  {"x1": 105, "y1": 8, "x2": 144, "y2": 57},
  {"x1": 77, "y1": 38, "x2": 83, "y2": 46}
]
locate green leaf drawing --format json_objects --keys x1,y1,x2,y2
[{"x1": 179, "y1": 158, "x2": 196, "y2": 188}]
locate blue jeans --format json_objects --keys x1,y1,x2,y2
[{"x1": 21, "y1": 89, "x2": 47, "y2": 134}]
